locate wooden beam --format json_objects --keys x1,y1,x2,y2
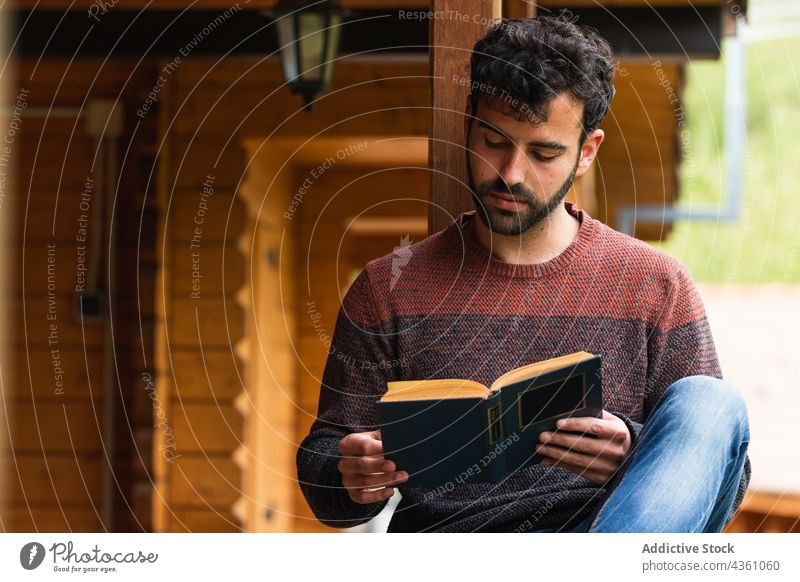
[
  {"x1": 14, "y1": 0, "x2": 430, "y2": 9},
  {"x1": 13, "y1": 0, "x2": 733, "y2": 8},
  {"x1": 428, "y1": 0, "x2": 502, "y2": 234},
  {"x1": 503, "y1": 0, "x2": 537, "y2": 19}
]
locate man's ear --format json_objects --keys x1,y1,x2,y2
[{"x1": 575, "y1": 128, "x2": 604, "y2": 177}]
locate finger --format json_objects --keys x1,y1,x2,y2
[
  {"x1": 538, "y1": 431, "x2": 626, "y2": 461},
  {"x1": 539, "y1": 430, "x2": 602, "y2": 456},
  {"x1": 350, "y1": 486, "x2": 396, "y2": 505},
  {"x1": 338, "y1": 431, "x2": 384, "y2": 457},
  {"x1": 554, "y1": 416, "x2": 621, "y2": 439},
  {"x1": 337, "y1": 455, "x2": 394, "y2": 476},
  {"x1": 535, "y1": 443, "x2": 618, "y2": 474},
  {"x1": 343, "y1": 471, "x2": 408, "y2": 490}
]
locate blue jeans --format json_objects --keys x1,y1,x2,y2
[{"x1": 535, "y1": 375, "x2": 750, "y2": 533}]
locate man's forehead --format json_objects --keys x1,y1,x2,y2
[{"x1": 476, "y1": 92, "x2": 583, "y2": 139}]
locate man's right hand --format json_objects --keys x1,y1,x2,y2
[{"x1": 337, "y1": 429, "x2": 409, "y2": 504}]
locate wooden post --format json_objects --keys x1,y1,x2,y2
[
  {"x1": 503, "y1": 0, "x2": 537, "y2": 19},
  {"x1": 427, "y1": 0, "x2": 504, "y2": 234}
]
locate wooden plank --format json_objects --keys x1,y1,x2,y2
[
  {"x1": 168, "y1": 508, "x2": 240, "y2": 533},
  {"x1": 741, "y1": 491, "x2": 800, "y2": 519},
  {"x1": 168, "y1": 138, "x2": 246, "y2": 191},
  {"x1": 428, "y1": 0, "x2": 502, "y2": 234},
  {"x1": 16, "y1": 59, "x2": 147, "y2": 103},
  {"x1": 8, "y1": 401, "x2": 103, "y2": 452},
  {"x1": 0, "y1": 507, "x2": 103, "y2": 532},
  {"x1": 16, "y1": 0, "x2": 430, "y2": 10},
  {"x1": 0, "y1": 454, "x2": 102, "y2": 505},
  {"x1": 4, "y1": 348, "x2": 104, "y2": 400},
  {"x1": 171, "y1": 82, "x2": 429, "y2": 138},
  {"x1": 166, "y1": 351, "x2": 244, "y2": 400},
  {"x1": 168, "y1": 297, "x2": 245, "y2": 348},
  {"x1": 503, "y1": 0, "x2": 537, "y2": 18},
  {"x1": 239, "y1": 397, "x2": 296, "y2": 433},
  {"x1": 152, "y1": 64, "x2": 176, "y2": 534},
  {"x1": 169, "y1": 190, "x2": 246, "y2": 243},
  {"x1": 172, "y1": 242, "x2": 246, "y2": 296},
  {"x1": 8, "y1": 242, "x2": 99, "y2": 291},
  {"x1": 5, "y1": 189, "x2": 100, "y2": 244},
  {"x1": 293, "y1": 166, "x2": 430, "y2": 209},
  {"x1": 3, "y1": 295, "x2": 105, "y2": 347},
  {"x1": 173, "y1": 59, "x2": 428, "y2": 93},
  {"x1": 240, "y1": 164, "x2": 299, "y2": 531},
  {"x1": 171, "y1": 402, "x2": 243, "y2": 453},
  {"x1": 169, "y1": 456, "x2": 241, "y2": 506},
  {"x1": 14, "y1": 135, "x2": 96, "y2": 192}
]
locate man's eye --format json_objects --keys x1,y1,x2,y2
[
  {"x1": 484, "y1": 138, "x2": 508, "y2": 148},
  {"x1": 532, "y1": 152, "x2": 557, "y2": 163}
]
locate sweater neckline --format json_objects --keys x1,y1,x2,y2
[{"x1": 449, "y1": 202, "x2": 598, "y2": 279}]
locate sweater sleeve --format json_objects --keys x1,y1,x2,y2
[
  {"x1": 644, "y1": 263, "x2": 723, "y2": 407},
  {"x1": 642, "y1": 263, "x2": 750, "y2": 519},
  {"x1": 296, "y1": 268, "x2": 398, "y2": 529}
]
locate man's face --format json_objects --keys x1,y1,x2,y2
[{"x1": 465, "y1": 92, "x2": 595, "y2": 236}]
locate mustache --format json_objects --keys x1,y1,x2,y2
[{"x1": 477, "y1": 178, "x2": 535, "y2": 202}]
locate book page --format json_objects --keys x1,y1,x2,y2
[
  {"x1": 381, "y1": 378, "x2": 489, "y2": 402},
  {"x1": 489, "y1": 351, "x2": 595, "y2": 392}
]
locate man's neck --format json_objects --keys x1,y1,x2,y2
[{"x1": 470, "y1": 204, "x2": 580, "y2": 265}]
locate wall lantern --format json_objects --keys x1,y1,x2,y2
[{"x1": 273, "y1": 0, "x2": 344, "y2": 111}]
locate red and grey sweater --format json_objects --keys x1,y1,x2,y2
[{"x1": 297, "y1": 202, "x2": 750, "y2": 532}]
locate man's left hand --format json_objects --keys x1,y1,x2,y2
[{"x1": 534, "y1": 410, "x2": 632, "y2": 485}]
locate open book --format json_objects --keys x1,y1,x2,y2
[{"x1": 377, "y1": 352, "x2": 603, "y2": 487}]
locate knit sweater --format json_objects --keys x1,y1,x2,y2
[{"x1": 296, "y1": 202, "x2": 750, "y2": 532}]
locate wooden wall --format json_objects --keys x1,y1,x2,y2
[
  {"x1": 0, "y1": 60, "x2": 158, "y2": 532},
  {"x1": 595, "y1": 61, "x2": 683, "y2": 240},
  {"x1": 153, "y1": 58, "x2": 431, "y2": 532}
]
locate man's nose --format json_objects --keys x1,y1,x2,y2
[{"x1": 497, "y1": 146, "x2": 528, "y2": 188}]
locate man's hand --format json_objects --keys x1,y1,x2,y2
[
  {"x1": 534, "y1": 410, "x2": 632, "y2": 485},
  {"x1": 337, "y1": 429, "x2": 409, "y2": 504}
]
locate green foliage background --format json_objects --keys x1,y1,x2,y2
[{"x1": 651, "y1": 23, "x2": 800, "y2": 283}]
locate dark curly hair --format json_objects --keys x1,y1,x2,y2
[{"x1": 470, "y1": 16, "x2": 616, "y2": 141}]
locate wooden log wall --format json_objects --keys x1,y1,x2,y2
[
  {"x1": 596, "y1": 61, "x2": 683, "y2": 240},
  {"x1": 154, "y1": 58, "x2": 431, "y2": 532},
  {"x1": 0, "y1": 59, "x2": 159, "y2": 532}
]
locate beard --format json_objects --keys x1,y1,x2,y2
[{"x1": 467, "y1": 150, "x2": 580, "y2": 236}]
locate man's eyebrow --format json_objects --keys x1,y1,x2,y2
[
  {"x1": 477, "y1": 119, "x2": 566, "y2": 152},
  {"x1": 527, "y1": 140, "x2": 566, "y2": 152},
  {"x1": 477, "y1": 119, "x2": 512, "y2": 140}
]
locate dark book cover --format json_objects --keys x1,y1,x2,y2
[{"x1": 377, "y1": 355, "x2": 603, "y2": 488}]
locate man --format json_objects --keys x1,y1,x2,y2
[{"x1": 296, "y1": 16, "x2": 750, "y2": 533}]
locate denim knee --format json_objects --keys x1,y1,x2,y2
[{"x1": 657, "y1": 375, "x2": 750, "y2": 445}]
